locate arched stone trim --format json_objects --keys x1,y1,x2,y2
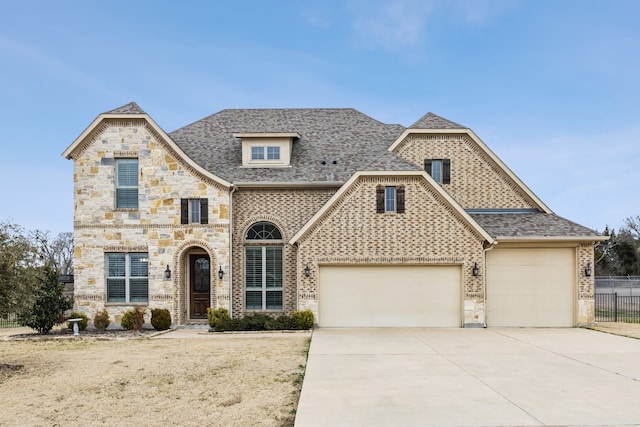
[{"x1": 173, "y1": 239, "x2": 219, "y2": 325}]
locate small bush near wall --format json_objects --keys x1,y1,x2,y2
[
  {"x1": 212, "y1": 309, "x2": 315, "y2": 332},
  {"x1": 120, "y1": 308, "x2": 145, "y2": 331},
  {"x1": 66, "y1": 312, "x2": 89, "y2": 331},
  {"x1": 151, "y1": 308, "x2": 171, "y2": 330},
  {"x1": 207, "y1": 307, "x2": 230, "y2": 328},
  {"x1": 93, "y1": 310, "x2": 110, "y2": 331}
]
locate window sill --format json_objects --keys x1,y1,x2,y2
[{"x1": 105, "y1": 302, "x2": 149, "y2": 306}]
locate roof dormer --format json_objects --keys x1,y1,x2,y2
[{"x1": 233, "y1": 132, "x2": 300, "y2": 168}]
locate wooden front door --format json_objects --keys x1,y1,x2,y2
[{"x1": 190, "y1": 254, "x2": 211, "y2": 319}]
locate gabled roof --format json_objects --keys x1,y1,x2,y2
[
  {"x1": 290, "y1": 170, "x2": 494, "y2": 245},
  {"x1": 469, "y1": 212, "x2": 608, "y2": 242},
  {"x1": 104, "y1": 102, "x2": 147, "y2": 115},
  {"x1": 410, "y1": 112, "x2": 466, "y2": 129},
  {"x1": 169, "y1": 108, "x2": 406, "y2": 184}
]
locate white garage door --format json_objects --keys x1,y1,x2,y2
[
  {"x1": 487, "y1": 248, "x2": 575, "y2": 327},
  {"x1": 318, "y1": 265, "x2": 461, "y2": 327}
]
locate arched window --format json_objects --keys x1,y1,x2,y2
[{"x1": 244, "y1": 222, "x2": 283, "y2": 310}]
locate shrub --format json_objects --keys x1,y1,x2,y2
[
  {"x1": 151, "y1": 308, "x2": 171, "y2": 331},
  {"x1": 292, "y1": 309, "x2": 314, "y2": 330},
  {"x1": 120, "y1": 307, "x2": 145, "y2": 331},
  {"x1": 207, "y1": 307, "x2": 230, "y2": 328},
  {"x1": 214, "y1": 317, "x2": 243, "y2": 332},
  {"x1": 18, "y1": 263, "x2": 74, "y2": 334},
  {"x1": 66, "y1": 312, "x2": 89, "y2": 331},
  {"x1": 266, "y1": 315, "x2": 299, "y2": 330},
  {"x1": 241, "y1": 313, "x2": 270, "y2": 330},
  {"x1": 93, "y1": 309, "x2": 110, "y2": 331}
]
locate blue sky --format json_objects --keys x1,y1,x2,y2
[{"x1": 1, "y1": 0, "x2": 638, "y2": 235}]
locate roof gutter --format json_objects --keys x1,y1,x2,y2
[
  {"x1": 232, "y1": 181, "x2": 345, "y2": 189},
  {"x1": 495, "y1": 235, "x2": 610, "y2": 243}
]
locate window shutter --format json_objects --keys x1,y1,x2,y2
[
  {"x1": 396, "y1": 186, "x2": 405, "y2": 213},
  {"x1": 424, "y1": 159, "x2": 432, "y2": 175},
  {"x1": 443, "y1": 159, "x2": 451, "y2": 184},
  {"x1": 200, "y1": 198, "x2": 208, "y2": 224},
  {"x1": 180, "y1": 199, "x2": 188, "y2": 224},
  {"x1": 376, "y1": 185, "x2": 385, "y2": 213}
]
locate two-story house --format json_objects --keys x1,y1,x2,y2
[{"x1": 63, "y1": 102, "x2": 606, "y2": 328}]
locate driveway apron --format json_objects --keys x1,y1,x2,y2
[{"x1": 295, "y1": 328, "x2": 640, "y2": 427}]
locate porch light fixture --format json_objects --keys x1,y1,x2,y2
[
  {"x1": 304, "y1": 264, "x2": 310, "y2": 278},
  {"x1": 472, "y1": 262, "x2": 479, "y2": 277},
  {"x1": 218, "y1": 266, "x2": 224, "y2": 280},
  {"x1": 585, "y1": 262, "x2": 592, "y2": 277},
  {"x1": 164, "y1": 265, "x2": 172, "y2": 280}
]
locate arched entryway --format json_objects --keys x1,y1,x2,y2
[{"x1": 174, "y1": 240, "x2": 217, "y2": 324}]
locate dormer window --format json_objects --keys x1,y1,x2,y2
[{"x1": 234, "y1": 132, "x2": 299, "y2": 168}]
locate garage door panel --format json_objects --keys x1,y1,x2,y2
[
  {"x1": 319, "y1": 265, "x2": 461, "y2": 327},
  {"x1": 487, "y1": 248, "x2": 575, "y2": 327}
]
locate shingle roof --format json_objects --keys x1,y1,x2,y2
[
  {"x1": 169, "y1": 108, "x2": 406, "y2": 183},
  {"x1": 410, "y1": 112, "x2": 466, "y2": 129},
  {"x1": 469, "y1": 212, "x2": 602, "y2": 239},
  {"x1": 105, "y1": 102, "x2": 147, "y2": 115}
]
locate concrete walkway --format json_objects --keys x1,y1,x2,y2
[{"x1": 295, "y1": 328, "x2": 640, "y2": 427}]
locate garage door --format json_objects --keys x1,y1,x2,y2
[
  {"x1": 487, "y1": 248, "x2": 575, "y2": 327},
  {"x1": 318, "y1": 265, "x2": 461, "y2": 327}
]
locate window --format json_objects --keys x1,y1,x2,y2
[
  {"x1": 385, "y1": 187, "x2": 396, "y2": 213},
  {"x1": 267, "y1": 146, "x2": 280, "y2": 160},
  {"x1": 180, "y1": 198, "x2": 208, "y2": 224},
  {"x1": 115, "y1": 159, "x2": 138, "y2": 208},
  {"x1": 251, "y1": 146, "x2": 264, "y2": 160},
  {"x1": 376, "y1": 185, "x2": 405, "y2": 214},
  {"x1": 106, "y1": 253, "x2": 148, "y2": 303},
  {"x1": 424, "y1": 159, "x2": 451, "y2": 184},
  {"x1": 251, "y1": 146, "x2": 281, "y2": 161},
  {"x1": 244, "y1": 222, "x2": 283, "y2": 310}
]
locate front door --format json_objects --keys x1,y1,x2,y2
[{"x1": 190, "y1": 254, "x2": 211, "y2": 319}]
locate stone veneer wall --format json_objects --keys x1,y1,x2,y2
[
  {"x1": 231, "y1": 188, "x2": 336, "y2": 317},
  {"x1": 70, "y1": 119, "x2": 231, "y2": 325},
  {"x1": 295, "y1": 175, "x2": 486, "y2": 326},
  {"x1": 392, "y1": 134, "x2": 540, "y2": 209}
]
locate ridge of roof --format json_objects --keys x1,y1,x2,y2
[
  {"x1": 104, "y1": 102, "x2": 147, "y2": 115},
  {"x1": 410, "y1": 112, "x2": 466, "y2": 129}
]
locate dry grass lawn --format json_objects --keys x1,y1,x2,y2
[{"x1": 0, "y1": 330, "x2": 310, "y2": 427}]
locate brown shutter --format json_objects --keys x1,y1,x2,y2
[
  {"x1": 424, "y1": 159, "x2": 432, "y2": 175},
  {"x1": 396, "y1": 186, "x2": 405, "y2": 213},
  {"x1": 180, "y1": 199, "x2": 188, "y2": 224},
  {"x1": 443, "y1": 159, "x2": 451, "y2": 184},
  {"x1": 376, "y1": 185, "x2": 385, "y2": 213},
  {"x1": 200, "y1": 198, "x2": 208, "y2": 224}
]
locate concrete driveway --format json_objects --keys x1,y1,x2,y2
[{"x1": 295, "y1": 328, "x2": 640, "y2": 427}]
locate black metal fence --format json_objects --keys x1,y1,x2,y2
[
  {"x1": 0, "y1": 313, "x2": 19, "y2": 328},
  {"x1": 595, "y1": 277, "x2": 640, "y2": 323}
]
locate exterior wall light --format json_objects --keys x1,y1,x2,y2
[
  {"x1": 164, "y1": 265, "x2": 172, "y2": 280},
  {"x1": 585, "y1": 262, "x2": 592, "y2": 277},
  {"x1": 218, "y1": 266, "x2": 224, "y2": 280},
  {"x1": 472, "y1": 262, "x2": 479, "y2": 277},
  {"x1": 304, "y1": 264, "x2": 310, "y2": 278}
]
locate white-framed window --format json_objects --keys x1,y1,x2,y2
[
  {"x1": 190, "y1": 199, "x2": 201, "y2": 224},
  {"x1": 385, "y1": 186, "x2": 396, "y2": 213},
  {"x1": 251, "y1": 146, "x2": 281, "y2": 161},
  {"x1": 244, "y1": 222, "x2": 283, "y2": 310},
  {"x1": 431, "y1": 160, "x2": 442, "y2": 183},
  {"x1": 115, "y1": 159, "x2": 138, "y2": 208},
  {"x1": 106, "y1": 253, "x2": 148, "y2": 303},
  {"x1": 251, "y1": 146, "x2": 265, "y2": 160}
]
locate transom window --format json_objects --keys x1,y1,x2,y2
[
  {"x1": 106, "y1": 253, "x2": 148, "y2": 303},
  {"x1": 115, "y1": 159, "x2": 138, "y2": 208},
  {"x1": 245, "y1": 222, "x2": 283, "y2": 310}
]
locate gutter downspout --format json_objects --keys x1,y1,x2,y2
[
  {"x1": 228, "y1": 185, "x2": 237, "y2": 318},
  {"x1": 483, "y1": 241, "x2": 497, "y2": 328}
]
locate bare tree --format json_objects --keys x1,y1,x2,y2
[{"x1": 32, "y1": 231, "x2": 74, "y2": 275}]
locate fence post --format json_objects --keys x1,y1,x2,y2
[{"x1": 614, "y1": 292, "x2": 618, "y2": 323}]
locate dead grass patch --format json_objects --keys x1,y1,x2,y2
[{"x1": 0, "y1": 334, "x2": 310, "y2": 426}]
